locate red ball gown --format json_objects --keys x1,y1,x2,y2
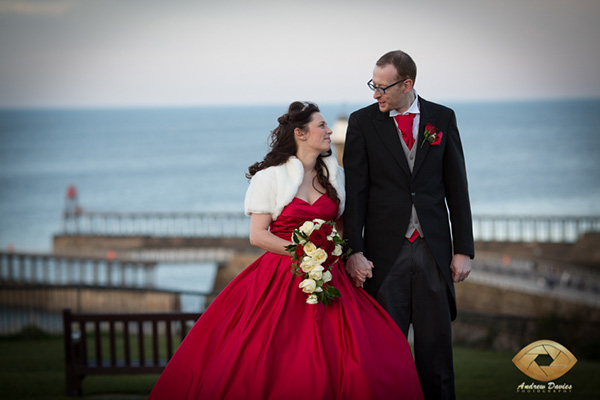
[{"x1": 149, "y1": 195, "x2": 423, "y2": 399}]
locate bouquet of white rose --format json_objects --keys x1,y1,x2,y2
[{"x1": 285, "y1": 218, "x2": 348, "y2": 305}]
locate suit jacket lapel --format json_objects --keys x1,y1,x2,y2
[
  {"x1": 374, "y1": 109, "x2": 411, "y2": 177},
  {"x1": 413, "y1": 97, "x2": 436, "y2": 176}
]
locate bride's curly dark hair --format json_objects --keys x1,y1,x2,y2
[{"x1": 246, "y1": 101, "x2": 340, "y2": 206}]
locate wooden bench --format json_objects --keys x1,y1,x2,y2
[{"x1": 62, "y1": 308, "x2": 202, "y2": 397}]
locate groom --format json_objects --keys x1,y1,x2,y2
[{"x1": 343, "y1": 50, "x2": 474, "y2": 400}]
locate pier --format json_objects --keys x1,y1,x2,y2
[
  {"x1": 62, "y1": 209, "x2": 600, "y2": 244},
  {"x1": 52, "y1": 209, "x2": 600, "y2": 310},
  {"x1": 2, "y1": 189, "x2": 600, "y2": 352}
]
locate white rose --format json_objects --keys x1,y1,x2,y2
[
  {"x1": 333, "y1": 244, "x2": 342, "y2": 256},
  {"x1": 303, "y1": 242, "x2": 318, "y2": 256},
  {"x1": 313, "y1": 218, "x2": 326, "y2": 229},
  {"x1": 299, "y1": 278, "x2": 317, "y2": 293},
  {"x1": 300, "y1": 257, "x2": 317, "y2": 273},
  {"x1": 308, "y1": 265, "x2": 324, "y2": 281},
  {"x1": 311, "y1": 248, "x2": 328, "y2": 264},
  {"x1": 299, "y1": 221, "x2": 315, "y2": 236},
  {"x1": 315, "y1": 286, "x2": 323, "y2": 293},
  {"x1": 306, "y1": 294, "x2": 318, "y2": 304},
  {"x1": 322, "y1": 270, "x2": 332, "y2": 283}
]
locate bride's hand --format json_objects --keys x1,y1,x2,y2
[{"x1": 345, "y1": 252, "x2": 374, "y2": 288}]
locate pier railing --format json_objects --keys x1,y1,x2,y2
[
  {"x1": 63, "y1": 211, "x2": 600, "y2": 243},
  {"x1": 473, "y1": 214, "x2": 600, "y2": 243},
  {"x1": 63, "y1": 211, "x2": 250, "y2": 238},
  {"x1": 0, "y1": 251, "x2": 157, "y2": 288}
]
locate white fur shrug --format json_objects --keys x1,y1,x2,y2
[{"x1": 244, "y1": 155, "x2": 345, "y2": 221}]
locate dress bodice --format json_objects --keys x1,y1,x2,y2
[{"x1": 269, "y1": 195, "x2": 339, "y2": 241}]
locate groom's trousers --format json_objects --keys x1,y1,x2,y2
[{"x1": 376, "y1": 237, "x2": 455, "y2": 400}]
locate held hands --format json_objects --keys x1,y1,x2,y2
[
  {"x1": 451, "y1": 254, "x2": 471, "y2": 283},
  {"x1": 345, "y1": 252, "x2": 374, "y2": 288}
]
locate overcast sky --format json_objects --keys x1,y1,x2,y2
[{"x1": 1, "y1": 0, "x2": 599, "y2": 108}]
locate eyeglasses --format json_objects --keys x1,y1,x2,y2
[{"x1": 367, "y1": 78, "x2": 408, "y2": 95}]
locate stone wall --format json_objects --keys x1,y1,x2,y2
[
  {"x1": 455, "y1": 281, "x2": 600, "y2": 321},
  {"x1": 0, "y1": 286, "x2": 180, "y2": 313},
  {"x1": 53, "y1": 234, "x2": 261, "y2": 255},
  {"x1": 454, "y1": 281, "x2": 600, "y2": 356}
]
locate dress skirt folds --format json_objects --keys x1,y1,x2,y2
[{"x1": 149, "y1": 195, "x2": 423, "y2": 400}]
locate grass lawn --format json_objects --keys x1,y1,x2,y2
[
  {"x1": 453, "y1": 347, "x2": 598, "y2": 399},
  {"x1": 1, "y1": 335, "x2": 598, "y2": 399}
]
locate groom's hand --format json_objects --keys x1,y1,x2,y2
[
  {"x1": 346, "y1": 252, "x2": 374, "y2": 288},
  {"x1": 451, "y1": 254, "x2": 471, "y2": 283}
]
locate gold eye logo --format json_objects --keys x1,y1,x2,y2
[{"x1": 512, "y1": 340, "x2": 577, "y2": 382}]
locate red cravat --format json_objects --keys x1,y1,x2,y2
[
  {"x1": 393, "y1": 113, "x2": 416, "y2": 150},
  {"x1": 407, "y1": 229, "x2": 420, "y2": 243},
  {"x1": 395, "y1": 113, "x2": 419, "y2": 242}
]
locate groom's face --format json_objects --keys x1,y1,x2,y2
[{"x1": 372, "y1": 64, "x2": 411, "y2": 114}]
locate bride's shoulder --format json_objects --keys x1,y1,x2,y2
[
  {"x1": 248, "y1": 157, "x2": 301, "y2": 192},
  {"x1": 322, "y1": 155, "x2": 345, "y2": 182},
  {"x1": 247, "y1": 167, "x2": 274, "y2": 192}
]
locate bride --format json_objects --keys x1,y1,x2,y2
[{"x1": 148, "y1": 101, "x2": 423, "y2": 399}]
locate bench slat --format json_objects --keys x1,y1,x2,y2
[
  {"x1": 94, "y1": 321, "x2": 102, "y2": 367},
  {"x1": 80, "y1": 321, "x2": 88, "y2": 366},
  {"x1": 138, "y1": 321, "x2": 145, "y2": 365},
  {"x1": 109, "y1": 320, "x2": 116, "y2": 367},
  {"x1": 152, "y1": 320, "x2": 159, "y2": 366},
  {"x1": 124, "y1": 321, "x2": 130, "y2": 366},
  {"x1": 166, "y1": 320, "x2": 173, "y2": 360}
]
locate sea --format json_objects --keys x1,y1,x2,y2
[{"x1": 1, "y1": 99, "x2": 600, "y2": 294}]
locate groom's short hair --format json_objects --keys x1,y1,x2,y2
[{"x1": 376, "y1": 50, "x2": 417, "y2": 84}]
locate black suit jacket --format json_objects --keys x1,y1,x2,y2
[{"x1": 343, "y1": 97, "x2": 474, "y2": 320}]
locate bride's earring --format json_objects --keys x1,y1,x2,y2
[{"x1": 295, "y1": 127, "x2": 306, "y2": 142}]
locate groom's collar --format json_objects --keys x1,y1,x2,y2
[{"x1": 389, "y1": 89, "x2": 420, "y2": 117}]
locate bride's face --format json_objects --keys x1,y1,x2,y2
[{"x1": 298, "y1": 112, "x2": 332, "y2": 153}]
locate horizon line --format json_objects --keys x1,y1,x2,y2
[{"x1": 1, "y1": 95, "x2": 599, "y2": 112}]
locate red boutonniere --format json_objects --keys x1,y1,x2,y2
[{"x1": 421, "y1": 123, "x2": 443, "y2": 147}]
